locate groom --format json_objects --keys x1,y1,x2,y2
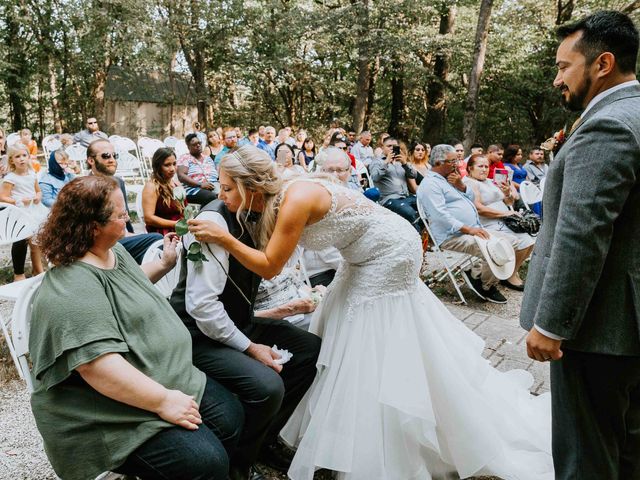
[{"x1": 521, "y1": 11, "x2": 640, "y2": 480}]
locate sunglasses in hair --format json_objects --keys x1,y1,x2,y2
[{"x1": 93, "y1": 152, "x2": 119, "y2": 160}]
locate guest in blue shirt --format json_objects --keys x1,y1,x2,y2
[
  {"x1": 503, "y1": 144, "x2": 528, "y2": 189},
  {"x1": 417, "y1": 144, "x2": 514, "y2": 304},
  {"x1": 39, "y1": 151, "x2": 75, "y2": 207}
]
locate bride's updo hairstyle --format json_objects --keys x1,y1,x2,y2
[{"x1": 219, "y1": 145, "x2": 283, "y2": 250}]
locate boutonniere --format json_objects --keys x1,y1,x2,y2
[
  {"x1": 173, "y1": 186, "x2": 208, "y2": 265},
  {"x1": 541, "y1": 127, "x2": 566, "y2": 155}
]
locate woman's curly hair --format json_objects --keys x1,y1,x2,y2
[{"x1": 37, "y1": 176, "x2": 119, "y2": 266}]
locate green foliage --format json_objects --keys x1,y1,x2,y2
[{"x1": 0, "y1": 0, "x2": 637, "y2": 146}]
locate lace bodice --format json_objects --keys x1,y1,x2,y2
[{"x1": 282, "y1": 178, "x2": 422, "y2": 313}]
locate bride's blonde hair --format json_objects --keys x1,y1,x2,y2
[{"x1": 219, "y1": 145, "x2": 283, "y2": 250}]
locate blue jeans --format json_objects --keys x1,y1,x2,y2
[
  {"x1": 383, "y1": 195, "x2": 421, "y2": 232},
  {"x1": 118, "y1": 233, "x2": 163, "y2": 264},
  {"x1": 114, "y1": 377, "x2": 244, "y2": 480}
]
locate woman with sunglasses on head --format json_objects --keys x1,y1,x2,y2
[
  {"x1": 187, "y1": 145, "x2": 553, "y2": 480},
  {"x1": 29, "y1": 175, "x2": 243, "y2": 480}
]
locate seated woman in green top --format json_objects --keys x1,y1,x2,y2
[{"x1": 29, "y1": 176, "x2": 244, "y2": 480}]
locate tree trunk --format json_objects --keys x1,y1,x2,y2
[
  {"x1": 351, "y1": 0, "x2": 370, "y2": 133},
  {"x1": 49, "y1": 58, "x2": 62, "y2": 134},
  {"x1": 93, "y1": 66, "x2": 108, "y2": 123},
  {"x1": 388, "y1": 61, "x2": 405, "y2": 137},
  {"x1": 556, "y1": 0, "x2": 574, "y2": 25},
  {"x1": 364, "y1": 55, "x2": 379, "y2": 131},
  {"x1": 422, "y1": 5, "x2": 456, "y2": 144},
  {"x1": 622, "y1": 0, "x2": 640, "y2": 14},
  {"x1": 462, "y1": 0, "x2": 494, "y2": 151}
]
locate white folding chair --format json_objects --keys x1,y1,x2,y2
[
  {"x1": 42, "y1": 135, "x2": 62, "y2": 158},
  {"x1": 174, "y1": 139, "x2": 188, "y2": 158},
  {"x1": 519, "y1": 180, "x2": 543, "y2": 210},
  {"x1": 135, "y1": 189, "x2": 146, "y2": 232},
  {"x1": 142, "y1": 239, "x2": 183, "y2": 299},
  {"x1": 6, "y1": 132, "x2": 20, "y2": 147},
  {"x1": 8, "y1": 274, "x2": 44, "y2": 390},
  {"x1": 137, "y1": 137, "x2": 165, "y2": 176},
  {"x1": 66, "y1": 144, "x2": 89, "y2": 173},
  {"x1": 417, "y1": 199, "x2": 476, "y2": 304},
  {"x1": 164, "y1": 136, "x2": 178, "y2": 148},
  {"x1": 355, "y1": 159, "x2": 373, "y2": 189}
]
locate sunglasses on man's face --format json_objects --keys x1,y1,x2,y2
[{"x1": 94, "y1": 152, "x2": 119, "y2": 160}]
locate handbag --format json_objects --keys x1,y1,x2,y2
[{"x1": 502, "y1": 210, "x2": 541, "y2": 236}]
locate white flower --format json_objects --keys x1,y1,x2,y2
[{"x1": 173, "y1": 185, "x2": 186, "y2": 202}]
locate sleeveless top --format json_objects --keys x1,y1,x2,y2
[
  {"x1": 281, "y1": 177, "x2": 422, "y2": 317},
  {"x1": 145, "y1": 195, "x2": 183, "y2": 236}
]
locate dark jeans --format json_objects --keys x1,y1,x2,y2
[
  {"x1": 11, "y1": 239, "x2": 28, "y2": 275},
  {"x1": 383, "y1": 195, "x2": 421, "y2": 232},
  {"x1": 191, "y1": 318, "x2": 321, "y2": 469},
  {"x1": 187, "y1": 188, "x2": 218, "y2": 206},
  {"x1": 118, "y1": 233, "x2": 163, "y2": 264},
  {"x1": 551, "y1": 349, "x2": 640, "y2": 480},
  {"x1": 115, "y1": 377, "x2": 244, "y2": 480}
]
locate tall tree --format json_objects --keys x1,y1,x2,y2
[
  {"x1": 351, "y1": 0, "x2": 371, "y2": 133},
  {"x1": 462, "y1": 0, "x2": 493, "y2": 150},
  {"x1": 422, "y1": 3, "x2": 457, "y2": 144}
]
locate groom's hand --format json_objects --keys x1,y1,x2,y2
[
  {"x1": 245, "y1": 342, "x2": 283, "y2": 373},
  {"x1": 526, "y1": 328, "x2": 563, "y2": 362}
]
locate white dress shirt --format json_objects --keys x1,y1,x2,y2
[{"x1": 184, "y1": 211, "x2": 252, "y2": 351}]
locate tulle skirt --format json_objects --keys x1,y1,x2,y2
[{"x1": 281, "y1": 280, "x2": 553, "y2": 480}]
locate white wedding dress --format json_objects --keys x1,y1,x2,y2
[{"x1": 280, "y1": 178, "x2": 553, "y2": 480}]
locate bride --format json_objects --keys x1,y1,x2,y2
[{"x1": 189, "y1": 145, "x2": 553, "y2": 480}]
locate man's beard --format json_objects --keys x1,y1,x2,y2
[
  {"x1": 561, "y1": 71, "x2": 592, "y2": 112},
  {"x1": 95, "y1": 160, "x2": 117, "y2": 176}
]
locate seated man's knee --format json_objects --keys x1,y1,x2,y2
[{"x1": 191, "y1": 443, "x2": 230, "y2": 480}]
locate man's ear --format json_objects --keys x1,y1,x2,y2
[
  {"x1": 595, "y1": 52, "x2": 616, "y2": 78},
  {"x1": 86, "y1": 156, "x2": 94, "y2": 168}
]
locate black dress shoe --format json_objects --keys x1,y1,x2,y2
[
  {"x1": 500, "y1": 279, "x2": 525, "y2": 291},
  {"x1": 229, "y1": 464, "x2": 268, "y2": 480},
  {"x1": 258, "y1": 441, "x2": 294, "y2": 473},
  {"x1": 466, "y1": 274, "x2": 487, "y2": 300}
]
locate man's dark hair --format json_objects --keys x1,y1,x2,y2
[
  {"x1": 448, "y1": 138, "x2": 462, "y2": 146},
  {"x1": 470, "y1": 142, "x2": 483, "y2": 150},
  {"x1": 248, "y1": 128, "x2": 259, "y2": 136},
  {"x1": 557, "y1": 10, "x2": 639, "y2": 74},
  {"x1": 185, "y1": 133, "x2": 199, "y2": 144},
  {"x1": 530, "y1": 146, "x2": 543, "y2": 153}
]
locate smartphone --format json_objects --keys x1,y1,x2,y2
[
  {"x1": 493, "y1": 168, "x2": 510, "y2": 185},
  {"x1": 276, "y1": 148, "x2": 290, "y2": 165},
  {"x1": 392, "y1": 145, "x2": 401, "y2": 157}
]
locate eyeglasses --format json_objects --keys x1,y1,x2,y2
[
  {"x1": 92, "y1": 152, "x2": 119, "y2": 160},
  {"x1": 87, "y1": 121, "x2": 97, "y2": 125},
  {"x1": 443, "y1": 159, "x2": 460, "y2": 165},
  {"x1": 111, "y1": 211, "x2": 130, "y2": 222},
  {"x1": 324, "y1": 167, "x2": 351, "y2": 174}
]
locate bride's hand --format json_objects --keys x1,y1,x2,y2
[{"x1": 187, "y1": 219, "x2": 228, "y2": 244}]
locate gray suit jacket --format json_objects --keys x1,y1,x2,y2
[{"x1": 520, "y1": 84, "x2": 640, "y2": 355}]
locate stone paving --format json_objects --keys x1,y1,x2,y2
[{"x1": 444, "y1": 302, "x2": 550, "y2": 395}]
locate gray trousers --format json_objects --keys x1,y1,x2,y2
[
  {"x1": 440, "y1": 232, "x2": 516, "y2": 289},
  {"x1": 551, "y1": 349, "x2": 640, "y2": 480}
]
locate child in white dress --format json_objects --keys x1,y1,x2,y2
[{"x1": 0, "y1": 144, "x2": 45, "y2": 281}]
